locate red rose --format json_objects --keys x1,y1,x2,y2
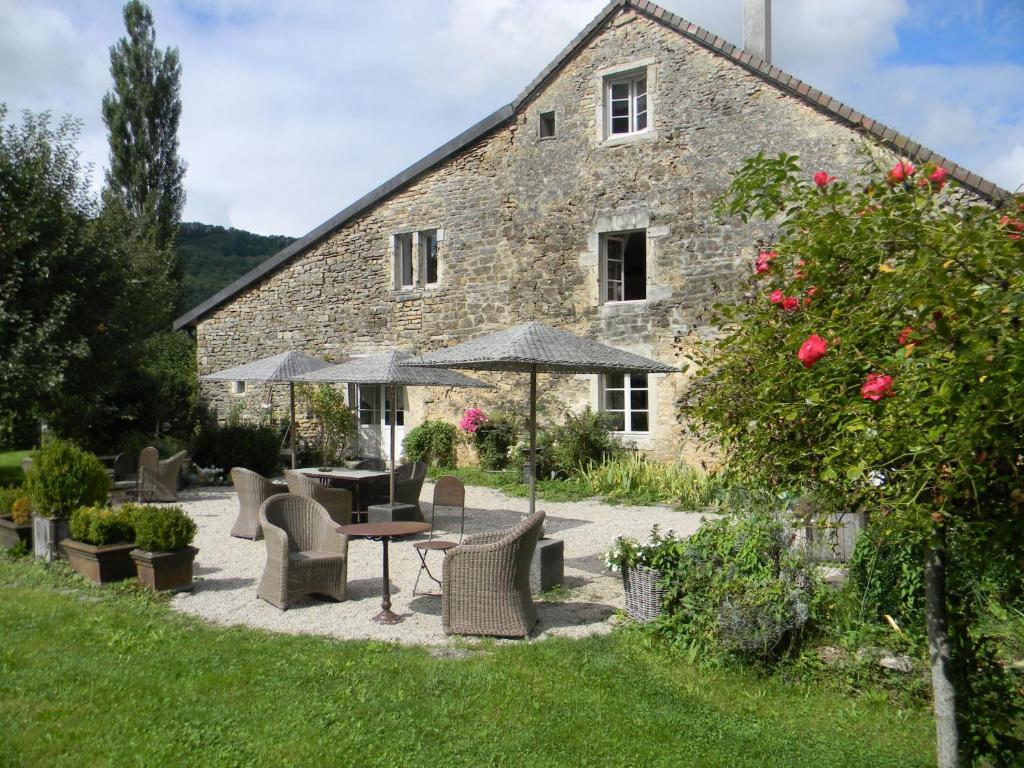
[
  {"x1": 754, "y1": 250, "x2": 777, "y2": 274},
  {"x1": 797, "y1": 334, "x2": 828, "y2": 368},
  {"x1": 928, "y1": 166, "x2": 948, "y2": 190},
  {"x1": 861, "y1": 373, "x2": 894, "y2": 401},
  {"x1": 813, "y1": 171, "x2": 835, "y2": 187},
  {"x1": 782, "y1": 296, "x2": 800, "y2": 312},
  {"x1": 755, "y1": 262, "x2": 771, "y2": 274},
  {"x1": 888, "y1": 161, "x2": 916, "y2": 183},
  {"x1": 769, "y1": 289, "x2": 784, "y2": 304},
  {"x1": 898, "y1": 326, "x2": 914, "y2": 346}
]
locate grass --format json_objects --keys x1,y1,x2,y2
[
  {"x1": 0, "y1": 553, "x2": 936, "y2": 767},
  {"x1": 0, "y1": 449, "x2": 31, "y2": 487}
]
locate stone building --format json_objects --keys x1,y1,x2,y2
[{"x1": 175, "y1": 0, "x2": 1005, "y2": 464}]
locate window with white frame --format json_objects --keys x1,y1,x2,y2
[
  {"x1": 605, "y1": 71, "x2": 648, "y2": 137},
  {"x1": 231, "y1": 381, "x2": 246, "y2": 395},
  {"x1": 420, "y1": 229, "x2": 439, "y2": 287},
  {"x1": 394, "y1": 233, "x2": 414, "y2": 289},
  {"x1": 601, "y1": 230, "x2": 646, "y2": 302},
  {"x1": 601, "y1": 373, "x2": 649, "y2": 433}
]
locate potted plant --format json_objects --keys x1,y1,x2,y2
[
  {"x1": 605, "y1": 525, "x2": 684, "y2": 623},
  {"x1": 130, "y1": 505, "x2": 199, "y2": 592},
  {"x1": 297, "y1": 384, "x2": 357, "y2": 471},
  {"x1": 61, "y1": 504, "x2": 138, "y2": 583},
  {"x1": 0, "y1": 489, "x2": 33, "y2": 551},
  {"x1": 24, "y1": 438, "x2": 111, "y2": 561}
]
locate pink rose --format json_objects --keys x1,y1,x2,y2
[
  {"x1": 928, "y1": 166, "x2": 948, "y2": 189},
  {"x1": 888, "y1": 161, "x2": 916, "y2": 184},
  {"x1": 755, "y1": 262, "x2": 771, "y2": 275},
  {"x1": 782, "y1": 296, "x2": 800, "y2": 312},
  {"x1": 805, "y1": 286, "x2": 817, "y2": 298},
  {"x1": 769, "y1": 289, "x2": 784, "y2": 304},
  {"x1": 898, "y1": 326, "x2": 914, "y2": 346},
  {"x1": 861, "y1": 373, "x2": 894, "y2": 401},
  {"x1": 459, "y1": 408, "x2": 488, "y2": 434},
  {"x1": 813, "y1": 171, "x2": 835, "y2": 188},
  {"x1": 797, "y1": 334, "x2": 828, "y2": 368}
]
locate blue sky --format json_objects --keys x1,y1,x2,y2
[{"x1": 1, "y1": 0, "x2": 1021, "y2": 236}]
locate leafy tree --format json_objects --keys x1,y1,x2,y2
[
  {"x1": 297, "y1": 385, "x2": 357, "y2": 468},
  {"x1": 694, "y1": 152, "x2": 1023, "y2": 766},
  {"x1": 102, "y1": 0, "x2": 186, "y2": 255}
]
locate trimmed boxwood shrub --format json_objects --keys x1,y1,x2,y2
[
  {"x1": 403, "y1": 420, "x2": 457, "y2": 468},
  {"x1": 69, "y1": 505, "x2": 136, "y2": 546},
  {"x1": 133, "y1": 505, "x2": 197, "y2": 552},
  {"x1": 24, "y1": 438, "x2": 111, "y2": 518},
  {"x1": 191, "y1": 422, "x2": 281, "y2": 478}
]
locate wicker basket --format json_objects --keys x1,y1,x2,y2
[{"x1": 622, "y1": 564, "x2": 664, "y2": 623}]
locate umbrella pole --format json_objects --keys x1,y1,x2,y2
[
  {"x1": 389, "y1": 382, "x2": 397, "y2": 507},
  {"x1": 289, "y1": 382, "x2": 297, "y2": 470},
  {"x1": 529, "y1": 364, "x2": 537, "y2": 516}
]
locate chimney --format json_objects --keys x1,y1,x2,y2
[{"x1": 743, "y1": 0, "x2": 772, "y2": 63}]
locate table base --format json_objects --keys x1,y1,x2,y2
[{"x1": 372, "y1": 608, "x2": 403, "y2": 625}]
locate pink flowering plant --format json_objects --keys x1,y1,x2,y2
[
  {"x1": 697, "y1": 151, "x2": 1024, "y2": 764},
  {"x1": 459, "y1": 407, "x2": 488, "y2": 434}
]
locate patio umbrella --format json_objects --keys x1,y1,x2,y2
[
  {"x1": 403, "y1": 321, "x2": 678, "y2": 514},
  {"x1": 293, "y1": 351, "x2": 489, "y2": 508},
  {"x1": 201, "y1": 351, "x2": 332, "y2": 469}
]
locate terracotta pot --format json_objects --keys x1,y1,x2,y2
[
  {"x1": 60, "y1": 539, "x2": 137, "y2": 584},
  {"x1": 0, "y1": 516, "x2": 31, "y2": 551},
  {"x1": 131, "y1": 546, "x2": 199, "y2": 592}
]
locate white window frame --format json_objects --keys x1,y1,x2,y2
[
  {"x1": 420, "y1": 229, "x2": 439, "y2": 287},
  {"x1": 600, "y1": 373, "x2": 650, "y2": 434},
  {"x1": 605, "y1": 71, "x2": 648, "y2": 137},
  {"x1": 231, "y1": 381, "x2": 246, "y2": 396},
  {"x1": 600, "y1": 229, "x2": 646, "y2": 303},
  {"x1": 394, "y1": 232, "x2": 414, "y2": 289}
]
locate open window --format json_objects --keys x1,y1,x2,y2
[
  {"x1": 539, "y1": 111, "x2": 556, "y2": 138},
  {"x1": 605, "y1": 70, "x2": 648, "y2": 137},
  {"x1": 601, "y1": 230, "x2": 646, "y2": 302}
]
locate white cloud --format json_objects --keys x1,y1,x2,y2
[{"x1": 1, "y1": 0, "x2": 1021, "y2": 237}]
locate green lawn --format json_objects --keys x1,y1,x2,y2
[
  {"x1": 0, "y1": 554, "x2": 935, "y2": 767},
  {"x1": 0, "y1": 449, "x2": 31, "y2": 487}
]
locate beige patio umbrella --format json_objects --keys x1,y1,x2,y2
[
  {"x1": 404, "y1": 321, "x2": 678, "y2": 514},
  {"x1": 200, "y1": 351, "x2": 332, "y2": 469},
  {"x1": 294, "y1": 351, "x2": 489, "y2": 509}
]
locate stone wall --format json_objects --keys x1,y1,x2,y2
[{"x1": 196, "y1": 7, "x2": 911, "y2": 463}]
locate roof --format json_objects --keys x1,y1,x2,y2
[{"x1": 174, "y1": 0, "x2": 1011, "y2": 330}]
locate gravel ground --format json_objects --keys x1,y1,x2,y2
[{"x1": 170, "y1": 483, "x2": 709, "y2": 645}]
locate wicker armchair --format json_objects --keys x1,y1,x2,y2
[
  {"x1": 442, "y1": 510, "x2": 545, "y2": 638},
  {"x1": 284, "y1": 470, "x2": 354, "y2": 525},
  {"x1": 138, "y1": 450, "x2": 188, "y2": 503},
  {"x1": 353, "y1": 457, "x2": 386, "y2": 471},
  {"x1": 366, "y1": 461, "x2": 427, "y2": 517},
  {"x1": 111, "y1": 452, "x2": 138, "y2": 492},
  {"x1": 230, "y1": 467, "x2": 286, "y2": 540},
  {"x1": 257, "y1": 494, "x2": 348, "y2": 610}
]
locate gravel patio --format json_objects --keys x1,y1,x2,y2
[{"x1": 169, "y1": 482, "x2": 708, "y2": 645}]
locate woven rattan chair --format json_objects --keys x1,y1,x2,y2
[
  {"x1": 442, "y1": 510, "x2": 545, "y2": 638},
  {"x1": 230, "y1": 467, "x2": 286, "y2": 540},
  {"x1": 367, "y1": 460, "x2": 428, "y2": 516},
  {"x1": 353, "y1": 457, "x2": 386, "y2": 471},
  {"x1": 138, "y1": 450, "x2": 188, "y2": 502},
  {"x1": 257, "y1": 494, "x2": 348, "y2": 610},
  {"x1": 413, "y1": 475, "x2": 466, "y2": 596},
  {"x1": 110, "y1": 451, "x2": 138, "y2": 493},
  {"x1": 284, "y1": 469, "x2": 354, "y2": 525}
]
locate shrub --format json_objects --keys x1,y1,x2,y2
[
  {"x1": 24, "y1": 438, "x2": 111, "y2": 518},
  {"x1": 655, "y1": 511, "x2": 823, "y2": 662},
  {"x1": 191, "y1": 421, "x2": 282, "y2": 478},
  {"x1": 403, "y1": 420, "x2": 457, "y2": 468},
  {"x1": 133, "y1": 505, "x2": 197, "y2": 552},
  {"x1": 0, "y1": 487, "x2": 19, "y2": 518},
  {"x1": 473, "y1": 413, "x2": 518, "y2": 470},
  {"x1": 69, "y1": 505, "x2": 135, "y2": 546},
  {"x1": 297, "y1": 384, "x2": 357, "y2": 467},
  {"x1": 10, "y1": 497, "x2": 32, "y2": 526},
  {"x1": 545, "y1": 407, "x2": 622, "y2": 477},
  {"x1": 581, "y1": 454, "x2": 721, "y2": 508},
  {"x1": 605, "y1": 524, "x2": 686, "y2": 573}
]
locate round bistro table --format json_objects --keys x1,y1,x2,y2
[{"x1": 337, "y1": 521, "x2": 430, "y2": 624}]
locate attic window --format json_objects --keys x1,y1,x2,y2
[
  {"x1": 394, "y1": 233, "x2": 414, "y2": 289},
  {"x1": 605, "y1": 71, "x2": 648, "y2": 137},
  {"x1": 539, "y1": 111, "x2": 556, "y2": 138},
  {"x1": 231, "y1": 381, "x2": 246, "y2": 395}
]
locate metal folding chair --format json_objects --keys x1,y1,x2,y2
[{"x1": 412, "y1": 476, "x2": 465, "y2": 596}]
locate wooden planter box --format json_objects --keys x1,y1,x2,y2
[
  {"x1": 0, "y1": 516, "x2": 32, "y2": 551},
  {"x1": 131, "y1": 546, "x2": 198, "y2": 592},
  {"x1": 60, "y1": 539, "x2": 138, "y2": 584},
  {"x1": 32, "y1": 516, "x2": 69, "y2": 562}
]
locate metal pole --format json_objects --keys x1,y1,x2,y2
[
  {"x1": 289, "y1": 382, "x2": 297, "y2": 469},
  {"x1": 389, "y1": 382, "x2": 397, "y2": 507},
  {"x1": 529, "y1": 364, "x2": 537, "y2": 516}
]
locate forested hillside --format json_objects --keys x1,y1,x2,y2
[{"x1": 177, "y1": 222, "x2": 294, "y2": 310}]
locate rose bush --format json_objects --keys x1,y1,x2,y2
[{"x1": 696, "y1": 151, "x2": 1024, "y2": 766}]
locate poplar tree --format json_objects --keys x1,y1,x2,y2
[{"x1": 102, "y1": 0, "x2": 186, "y2": 255}]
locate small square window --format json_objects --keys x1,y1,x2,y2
[
  {"x1": 539, "y1": 111, "x2": 555, "y2": 138},
  {"x1": 231, "y1": 381, "x2": 246, "y2": 395}
]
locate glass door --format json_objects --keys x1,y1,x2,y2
[{"x1": 350, "y1": 384, "x2": 405, "y2": 463}]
